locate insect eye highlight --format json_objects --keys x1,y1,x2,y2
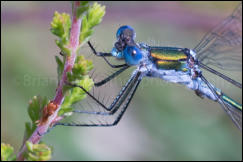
[{"x1": 132, "y1": 49, "x2": 137, "y2": 56}]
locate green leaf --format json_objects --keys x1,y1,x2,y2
[
  {"x1": 1, "y1": 143, "x2": 16, "y2": 161},
  {"x1": 59, "y1": 76, "x2": 94, "y2": 116},
  {"x1": 24, "y1": 96, "x2": 49, "y2": 139},
  {"x1": 24, "y1": 122, "x2": 32, "y2": 140},
  {"x1": 67, "y1": 55, "x2": 93, "y2": 83},
  {"x1": 25, "y1": 141, "x2": 52, "y2": 161},
  {"x1": 55, "y1": 56, "x2": 64, "y2": 82},
  {"x1": 57, "y1": 107, "x2": 74, "y2": 116},
  {"x1": 77, "y1": 6, "x2": 89, "y2": 18},
  {"x1": 87, "y1": 2, "x2": 106, "y2": 28},
  {"x1": 79, "y1": 2, "x2": 106, "y2": 45},
  {"x1": 51, "y1": 12, "x2": 71, "y2": 38},
  {"x1": 76, "y1": 1, "x2": 90, "y2": 19},
  {"x1": 28, "y1": 96, "x2": 41, "y2": 123},
  {"x1": 50, "y1": 11, "x2": 71, "y2": 55},
  {"x1": 80, "y1": 1, "x2": 89, "y2": 6}
]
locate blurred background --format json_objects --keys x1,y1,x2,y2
[{"x1": 1, "y1": 1, "x2": 242, "y2": 160}]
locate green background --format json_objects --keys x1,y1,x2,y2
[{"x1": 1, "y1": 1, "x2": 242, "y2": 160}]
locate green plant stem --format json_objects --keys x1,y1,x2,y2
[{"x1": 17, "y1": 2, "x2": 82, "y2": 160}]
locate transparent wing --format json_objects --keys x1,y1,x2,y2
[
  {"x1": 201, "y1": 75, "x2": 242, "y2": 130},
  {"x1": 194, "y1": 3, "x2": 242, "y2": 71},
  {"x1": 226, "y1": 103, "x2": 242, "y2": 130},
  {"x1": 57, "y1": 71, "x2": 142, "y2": 127},
  {"x1": 60, "y1": 45, "x2": 135, "y2": 125}
]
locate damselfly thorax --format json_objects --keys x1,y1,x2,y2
[{"x1": 130, "y1": 44, "x2": 217, "y2": 101}]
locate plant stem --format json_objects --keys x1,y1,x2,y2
[{"x1": 17, "y1": 2, "x2": 81, "y2": 160}]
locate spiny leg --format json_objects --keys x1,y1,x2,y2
[
  {"x1": 56, "y1": 72, "x2": 142, "y2": 127},
  {"x1": 200, "y1": 75, "x2": 242, "y2": 130},
  {"x1": 66, "y1": 70, "x2": 140, "y2": 114},
  {"x1": 60, "y1": 49, "x2": 129, "y2": 87},
  {"x1": 73, "y1": 71, "x2": 141, "y2": 116},
  {"x1": 88, "y1": 41, "x2": 128, "y2": 68},
  {"x1": 88, "y1": 41, "x2": 112, "y2": 57},
  {"x1": 94, "y1": 65, "x2": 129, "y2": 87}
]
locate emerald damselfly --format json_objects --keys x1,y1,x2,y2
[{"x1": 57, "y1": 3, "x2": 242, "y2": 130}]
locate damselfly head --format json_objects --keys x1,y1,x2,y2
[
  {"x1": 114, "y1": 25, "x2": 136, "y2": 51},
  {"x1": 111, "y1": 25, "x2": 140, "y2": 60}
]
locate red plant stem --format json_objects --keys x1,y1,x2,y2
[{"x1": 17, "y1": 2, "x2": 81, "y2": 160}]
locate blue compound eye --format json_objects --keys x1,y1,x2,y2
[
  {"x1": 116, "y1": 25, "x2": 136, "y2": 40},
  {"x1": 124, "y1": 46, "x2": 143, "y2": 65}
]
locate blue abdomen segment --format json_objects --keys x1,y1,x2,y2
[{"x1": 149, "y1": 47, "x2": 189, "y2": 71}]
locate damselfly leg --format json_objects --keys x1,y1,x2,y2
[
  {"x1": 58, "y1": 45, "x2": 130, "y2": 88},
  {"x1": 88, "y1": 41, "x2": 128, "y2": 68},
  {"x1": 55, "y1": 71, "x2": 142, "y2": 127},
  {"x1": 94, "y1": 65, "x2": 129, "y2": 87}
]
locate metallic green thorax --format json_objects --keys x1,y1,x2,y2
[{"x1": 149, "y1": 47, "x2": 188, "y2": 71}]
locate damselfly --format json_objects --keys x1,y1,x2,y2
[{"x1": 58, "y1": 3, "x2": 242, "y2": 130}]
